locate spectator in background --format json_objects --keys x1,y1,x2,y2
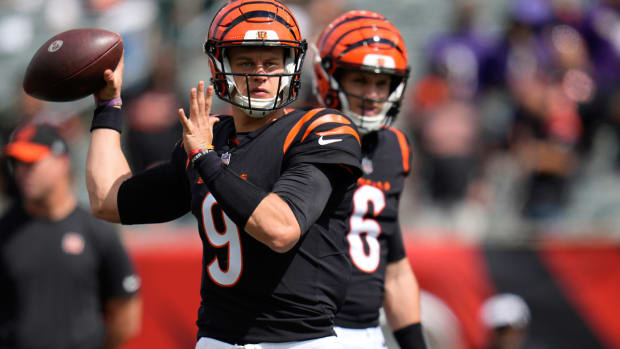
[
  {"x1": 494, "y1": 0, "x2": 584, "y2": 220},
  {"x1": 0, "y1": 123, "x2": 141, "y2": 349},
  {"x1": 426, "y1": 0, "x2": 494, "y2": 101},
  {"x1": 480, "y1": 293, "x2": 530, "y2": 349},
  {"x1": 417, "y1": 100, "x2": 481, "y2": 208},
  {"x1": 406, "y1": 0, "x2": 492, "y2": 212}
]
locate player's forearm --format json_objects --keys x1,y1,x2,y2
[
  {"x1": 195, "y1": 152, "x2": 301, "y2": 252},
  {"x1": 86, "y1": 128, "x2": 131, "y2": 222},
  {"x1": 383, "y1": 258, "x2": 422, "y2": 329},
  {"x1": 245, "y1": 193, "x2": 301, "y2": 253}
]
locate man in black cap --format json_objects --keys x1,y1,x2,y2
[{"x1": 0, "y1": 123, "x2": 142, "y2": 349}]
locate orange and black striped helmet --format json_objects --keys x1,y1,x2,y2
[
  {"x1": 204, "y1": 0, "x2": 307, "y2": 118},
  {"x1": 314, "y1": 10, "x2": 409, "y2": 134}
]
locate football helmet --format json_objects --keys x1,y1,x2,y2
[
  {"x1": 314, "y1": 10, "x2": 409, "y2": 134},
  {"x1": 204, "y1": 0, "x2": 307, "y2": 118}
]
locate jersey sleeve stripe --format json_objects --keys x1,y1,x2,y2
[
  {"x1": 316, "y1": 126, "x2": 360, "y2": 144},
  {"x1": 301, "y1": 114, "x2": 352, "y2": 141},
  {"x1": 283, "y1": 108, "x2": 325, "y2": 154},
  {"x1": 388, "y1": 126, "x2": 410, "y2": 173}
]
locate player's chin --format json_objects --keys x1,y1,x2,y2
[{"x1": 249, "y1": 90, "x2": 275, "y2": 99}]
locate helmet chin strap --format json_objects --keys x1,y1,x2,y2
[
  {"x1": 338, "y1": 90, "x2": 391, "y2": 135},
  {"x1": 232, "y1": 91, "x2": 278, "y2": 118}
]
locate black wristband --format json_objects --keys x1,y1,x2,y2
[
  {"x1": 193, "y1": 151, "x2": 223, "y2": 181},
  {"x1": 91, "y1": 106, "x2": 123, "y2": 133},
  {"x1": 394, "y1": 322, "x2": 427, "y2": 349},
  {"x1": 194, "y1": 151, "x2": 267, "y2": 228},
  {"x1": 190, "y1": 148, "x2": 215, "y2": 167}
]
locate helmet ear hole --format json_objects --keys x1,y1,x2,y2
[
  {"x1": 325, "y1": 95, "x2": 333, "y2": 105},
  {"x1": 322, "y1": 57, "x2": 332, "y2": 70}
]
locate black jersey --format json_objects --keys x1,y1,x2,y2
[
  {"x1": 119, "y1": 108, "x2": 362, "y2": 343},
  {"x1": 0, "y1": 205, "x2": 138, "y2": 349},
  {"x1": 334, "y1": 127, "x2": 412, "y2": 329}
]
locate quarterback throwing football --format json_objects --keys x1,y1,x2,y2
[{"x1": 86, "y1": 0, "x2": 362, "y2": 348}]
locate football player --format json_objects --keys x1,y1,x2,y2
[
  {"x1": 85, "y1": 0, "x2": 362, "y2": 348},
  {"x1": 314, "y1": 10, "x2": 427, "y2": 349}
]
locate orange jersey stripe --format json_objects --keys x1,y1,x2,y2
[
  {"x1": 316, "y1": 126, "x2": 360, "y2": 145},
  {"x1": 301, "y1": 114, "x2": 352, "y2": 142},
  {"x1": 388, "y1": 126, "x2": 410, "y2": 173},
  {"x1": 282, "y1": 108, "x2": 324, "y2": 154}
]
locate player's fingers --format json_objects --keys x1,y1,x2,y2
[
  {"x1": 209, "y1": 115, "x2": 220, "y2": 129},
  {"x1": 205, "y1": 85, "x2": 214, "y2": 117},
  {"x1": 177, "y1": 108, "x2": 191, "y2": 132},
  {"x1": 103, "y1": 69, "x2": 114, "y2": 83},
  {"x1": 189, "y1": 87, "x2": 199, "y2": 122},
  {"x1": 197, "y1": 81, "x2": 205, "y2": 116}
]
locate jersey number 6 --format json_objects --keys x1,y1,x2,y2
[
  {"x1": 202, "y1": 193, "x2": 243, "y2": 286},
  {"x1": 348, "y1": 185, "x2": 385, "y2": 273}
]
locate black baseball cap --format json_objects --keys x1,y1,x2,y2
[{"x1": 4, "y1": 123, "x2": 68, "y2": 163}]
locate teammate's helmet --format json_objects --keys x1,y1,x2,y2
[
  {"x1": 204, "y1": 0, "x2": 307, "y2": 118},
  {"x1": 314, "y1": 10, "x2": 409, "y2": 134}
]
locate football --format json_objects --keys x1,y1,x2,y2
[{"x1": 23, "y1": 28, "x2": 123, "y2": 102}]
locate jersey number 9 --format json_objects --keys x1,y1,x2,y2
[{"x1": 202, "y1": 193, "x2": 243, "y2": 286}]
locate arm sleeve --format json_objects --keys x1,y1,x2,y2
[
  {"x1": 95, "y1": 222, "x2": 139, "y2": 300},
  {"x1": 195, "y1": 157, "x2": 333, "y2": 234},
  {"x1": 117, "y1": 142, "x2": 191, "y2": 224},
  {"x1": 272, "y1": 162, "x2": 333, "y2": 235}
]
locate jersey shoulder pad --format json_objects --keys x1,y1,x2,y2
[
  {"x1": 383, "y1": 126, "x2": 413, "y2": 175},
  {"x1": 282, "y1": 108, "x2": 360, "y2": 154},
  {"x1": 282, "y1": 107, "x2": 362, "y2": 176}
]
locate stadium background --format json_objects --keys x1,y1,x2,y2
[{"x1": 1, "y1": 0, "x2": 619, "y2": 348}]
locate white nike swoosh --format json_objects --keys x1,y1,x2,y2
[{"x1": 318, "y1": 136, "x2": 343, "y2": 145}]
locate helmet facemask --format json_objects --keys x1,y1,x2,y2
[
  {"x1": 330, "y1": 64, "x2": 409, "y2": 135},
  {"x1": 205, "y1": 39, "x2": 307, "y2": 118}
]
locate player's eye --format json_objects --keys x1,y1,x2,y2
[{"x1": 264, "y1": 61, "x2": 282, "y2": 71}]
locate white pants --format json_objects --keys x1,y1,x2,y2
[
  {"x1": 195, "y1": 335, "x2": 342, "y2": 349},
  {"x1": 334, "y1": 326, "x2": 387, "y2": 349}
]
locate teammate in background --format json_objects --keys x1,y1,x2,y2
[
  {"x1": 86, "y1": 0, "x2": 362, "y2": 347},
  {"x1": 0, "y1": 123, "x2": 141, "y2": 349},
  {"x1": 314, "y1": 11, "x2": 427, "y2": 349}
]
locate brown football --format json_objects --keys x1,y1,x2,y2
[{"x1": 23, "y1": 28, "x2": 123, "y2": 102}]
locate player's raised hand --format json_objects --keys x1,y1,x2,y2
[
  {"x1": 178, "y1": 81, "x2": 219, "y2": 154},
  {"x1": 94, "y1": 55, "x2": 124, "y2": 101}
]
